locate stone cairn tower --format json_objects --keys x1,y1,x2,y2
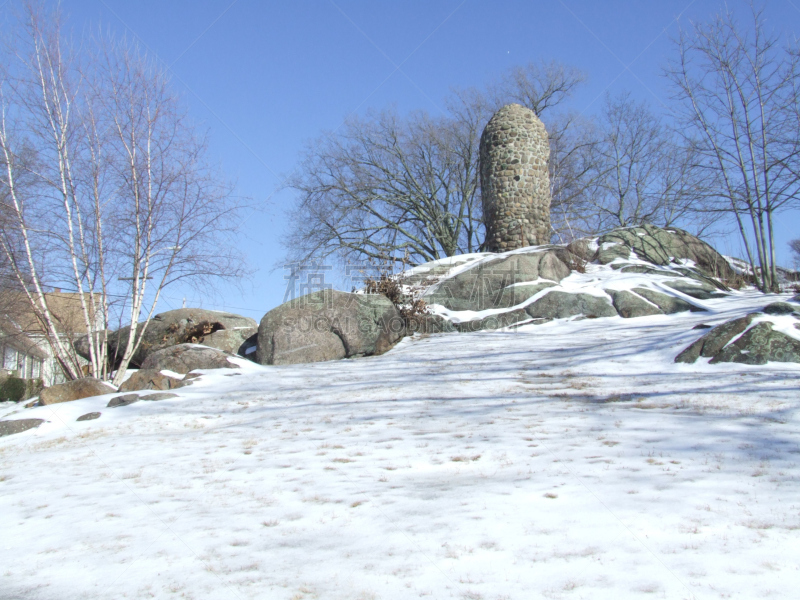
[{"x1": 479, "y1": 103, "x2": 551, "y2": 252}]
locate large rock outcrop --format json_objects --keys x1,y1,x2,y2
[
  {"x1": 256, "y1": 290, "x2": 404, "y2": 366},
  {"x1": 480, "y1": 104, "x2": 551, "y2": 251},
  {"x1": 409, "y1": 225, "x2": 729, "y2": 333},
  {"x1": 39, "y1": 378, "x2": 116, "y2": 406},
  {"x1": 424, "y1": 249, "x2": 572, "y2": 311},
  {"x1": 76, "y1": 309, "x2": 257, "y2": 368},
  {"x1": 595, "y1": 224, "x2": 736, "y2": 280}
]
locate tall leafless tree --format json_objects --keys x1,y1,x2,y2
[
  {"x1": 578, "y1": 93, "x2": 711, "y2": 234},
  {"x1": 285, "y1": 108, "x2": 482, "y2": 265},
  {"x1": 0, "y1": 3, "x2": 245, "y2": 385},
  {"x1": 665, "y1": 3, "x2": 800, "y2": 292}
]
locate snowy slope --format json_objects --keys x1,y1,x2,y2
[{"x1": 1, "y1": 291, "x2": 799, "y2": 599}]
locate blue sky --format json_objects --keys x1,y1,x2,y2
[{"x1": 23, "y1": 1, "x2": 800, "y2": 318}]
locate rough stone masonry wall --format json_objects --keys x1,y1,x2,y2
[{"x1": 479, "y1": 103, "x2": 551, "y2": 252}]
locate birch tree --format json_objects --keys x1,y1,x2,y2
[{"x1": 0, "y1": 3, "x2": 244, "y2": 385}]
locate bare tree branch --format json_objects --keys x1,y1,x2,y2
[
  {"x1": 285, "y1": 60, "x2": 588, "y2": 265},
  {"x1": 664, "y1": 3, "x2": 800, "y2": 291},
  {"x1": 0, "y1": 2, "x2": 246, "y2": 384}
]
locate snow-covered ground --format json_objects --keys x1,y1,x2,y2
[{"x1": 1, "y1": 291, "x2": 799, "y2": 600}]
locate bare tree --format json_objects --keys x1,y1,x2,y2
[
  {"x1": 286, "y1": 60, "x2": 588, "y2": 266},
  {"x1": 89, "y1": 37, "x2": 243, "y2": 385},
  {"x1": 546, "y1": 111, "x2": 601, "y2": 241},
  {"x1": 790, "y1": 238, "x2": 800, "y2": 271},
  {"x1": 285, "y1": 108, "x2": 481, "y2": 266},
  {"x1": 0, "y1": 7, "x2": 94, "y2": 380},
  {"x1": 0, "y1": 3, "x2": 244, "y2": 385},
  {"x1": 665, "y1": 3, "x2": 800, "y2": 292},
  {"x1": 579, "y1": 93, "x2": 711, "y2": 234},
  {"x1": 487, "y1": 60, "x2": 587, "y2": 117}
]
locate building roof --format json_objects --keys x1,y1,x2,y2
[{"x1": 0, "y1": 290, "x2": 102, "y2": 338}]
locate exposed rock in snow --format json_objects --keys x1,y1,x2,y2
[
  {"x1": 597, "y1": 241, "x2": 632, "y2": 264},
  {"x1": 661, "y1": 278, "x2": 727, "y2": 300},
  {"x1": 256, "y1": 290, "x2": 404, "y2": 366},
  {"x1": 597, "y1": 224, "x2": 736, "y2": 279},
  {"x1": 0, "y1": 418, "x2": 44, "y2": 437},
  {"x1": 75, "y1": 308, "x2": 257, "y2": 367},
  {"x1": 454, "y1": 308, "x2": 530, "y2": 332},
  {"x1": 423, "y1": 249, "x2": 571, "y2": 311},
  {"x1": 39, "y1": 377, "x2": 115, "y2": 406},
  {"x1": 405, "y1": 313, "x2": 456, "y2": 334},
  {"x1": 117, "y1": 368, "x2": 190, "y2": 393},
  {"x1": 75, "y1": 412, "x2": 100, "y2": 421},
  {"x1": 632, "y1": 287, "x2": 701, "y2": 314},
  {"x1": 525, "y1": 290, "x2": 617, "y2": 320},
  {"x1": 407, "y1": 225, "x2": 724, "y2": 331},
  {"x1": 676, "y1": 304, "x2": 800, "y2": 365},
  {"x1": 764, "y1": 301, "x2": 800, "y2": 315},
  {"x1": 140, "y1": 344, "x2": 239, "y2": 374},
  {"x1": 609, "y1": 289, "x2": 663, "y2": 318},
  {"x1": 107, "y1": 394, "x2": 140, "y2": 408}
]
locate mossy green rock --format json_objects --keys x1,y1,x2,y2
[
  {"x1": 425, "y1": 250, "x2": 571, "y2": 311},
  {"x1": 0, "y1": 377, "x2": 43, "y2": 403},
  {"x1": 598, "y1": 224, "x2": 735, "y2": 279},
  {"x1": 675, "y1": 315, "x2": 755, "y2": 363},
  {"x1": 633, "y1": 287, "x2": 702, "y2": 315},
  {"x1": 525, "y1": 291, "x2": 617, "y2": 320},
  {"x1": 609, "y1": 290, "x2": 663, "y2": 318},
  {"x1": 676, "y1": 313, "x2": 800, "y2": 365},
  {"x1": 616, "y1": 265, "x2": 681, "y2": 276},
  {"x1": 711, "y1": 321, "x2": 800, "y2": 365},
  {"x1": 662, "y1": 279, "x2": 727, "y2": 300},
  {"x1": 597, "y1": 243, "x2": 631, "y2": 265},
  {"x1": 498, "y1": 282, "x2": 557, "y2": 308},
  {"x1": 763, "y1": 302, "x2": 800, "y2": 316}
]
